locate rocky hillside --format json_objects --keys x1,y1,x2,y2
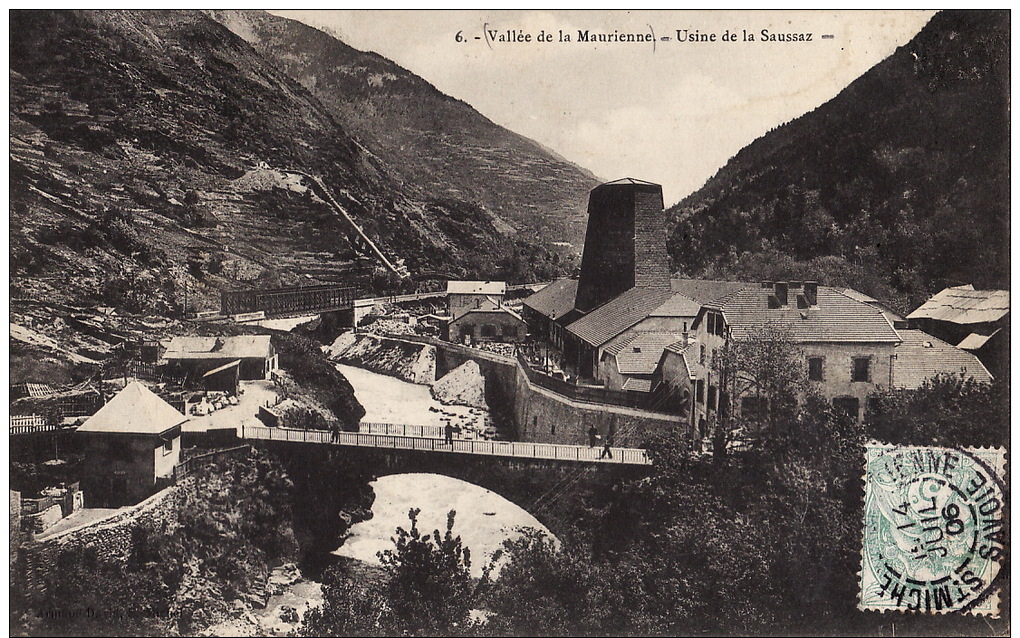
[
  {"x1": 10, "y1": 10, "x2": 570, "y2": 315},
  {"x1": 666, "y1": 10, "x2": 1009, "y2": 313},
  {"x1": 208, "y1": 10, "x2": 599, "y2": 250}
]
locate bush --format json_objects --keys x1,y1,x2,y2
[{"x1": 378, "y1": 508, "x2": 474, "y2": 635}]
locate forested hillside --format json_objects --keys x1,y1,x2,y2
[{"x1": 667, "y1": 10, "x2": 1009, "y2": 313}]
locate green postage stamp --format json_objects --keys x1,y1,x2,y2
[{"x1": 860, "y1": 444, "x2": 1006, "y2": 616}]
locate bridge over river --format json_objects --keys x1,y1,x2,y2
[{"x1": 240, "y1": 424, "x2": 650, "y2": 466}]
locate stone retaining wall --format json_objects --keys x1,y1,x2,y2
[
  {"x1": 327, "y1": 332, "x2": 690, "y2": 448},
  {"x1": 21, "y1": 481, "x2": 192, "y2": 600}
]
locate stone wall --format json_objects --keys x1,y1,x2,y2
[
  {"x1": 326, "y1": 331, "x2": 690, "y2": 449},
  {"x1": 513, "y1": 363, "x2": 685, "y2": 448},
  {"x1": 23, "y1": 504, "x2": 63, "y2": 535},
  {"x1": 21, "y1": 482, "x2": 191, "y2": 600},
  {"x1": 425, "y1": 336, "x2": 687, "y2": 449}
]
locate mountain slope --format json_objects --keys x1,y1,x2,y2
[
  {"x1": 208, "y1": 10, "x2": 599, "y2": 251},
  {"x1": 666, "y1": 10, "x2": 1009, "y2": 313},
  {"x1": 10, "y1": 10, "x2": 558, "y2": 313}
]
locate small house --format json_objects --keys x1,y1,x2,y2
[
  {"x1": 449, "y1": 306, "x2": 527, "y2": 344},
  {"x1": 77, "y1": 382, "x2": 185, "y2": 507},
  {"x1": 447, "y1": 281, "x2": 507, "y2": 321},
  {"x1": 163, "y1": 335, "x2": 277, "y2": 381}
]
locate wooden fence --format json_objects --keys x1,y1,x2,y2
[
  {"x1": 10, "y1": 415, "x2": 57, "y2": 435},
  {"x1": 172, "y1": 445, "x2": 252, "y2": 482},
  {"x1": 241, "y1": 424, "x2": 650, "y2": 465}
]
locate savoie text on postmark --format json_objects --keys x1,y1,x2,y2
[{"x1": 860, "y1": 444, "x2": 1006, "y2": 616}]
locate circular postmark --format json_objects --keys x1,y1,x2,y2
[{"x1": 861, "y1": 445, "x2": 1005, "y2": 614}]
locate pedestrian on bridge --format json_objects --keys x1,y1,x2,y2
[
  {"x1": 330, "y1": 424, "x2": 341, "y2": 444},
  {"x1": 588, "y1": 425, "x2": 598, "y2": 447},
  {"x1": 444, "y1": 422, "x2": 454, "y2": 445},
  {"x1": 599, "y1": 439, "x2": 613, "y2": 460}
]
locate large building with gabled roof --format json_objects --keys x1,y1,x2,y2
[
  {"x1": 523, "y1": 179, "x2": 992, "y2": 436},
  {"x1": 77, "y1": 382, "x2": 185, "y2": 507}
]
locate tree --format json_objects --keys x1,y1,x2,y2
[
  {"x1": 377, "y1": 508, "x2": 474, "y2": 635},
  {"x1": 483, "y1": 529, "x2": 655, "y2": 636},
  {"x1": 866, "y1": 373, "x2": 1008, "y2": 448},
  {"x1": 301, "y1": 573, "x2": 391, "y2": 637},
  {"x1": 712, "y1": 323, "x2": 806, "y2": 451}
]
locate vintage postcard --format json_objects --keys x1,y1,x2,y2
[{"x1": 8, "y1": 9, "x2": 1009, "y2": 637}]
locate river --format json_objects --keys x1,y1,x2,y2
[
  {"x1": 235, "y1": 365, "x2": 540, "y2": 634},
  {"x1": 334, "y1": 472, "x2": 556, "y2": 579},
  {"x1": 335, "y1": 362, "x2": 493, "y2": 437}
]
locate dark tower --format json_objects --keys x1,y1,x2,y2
[{"x1": 574, "y1": 178, "x2": 671, "y2": 313}]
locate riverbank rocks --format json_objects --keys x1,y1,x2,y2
[
  {"x1": 268, "y1": 563, "x2": 302, "y2": 597},
  {"x1": 431, "y1": 360, "x2": 487, "y2": 409},
  {"x1": 326, "y1": 331, "x2": 436, "y2": 385}
]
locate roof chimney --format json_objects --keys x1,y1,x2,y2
[
  {"x1": 803, "y1": 281, "x2": 818, "y2": 306},
  {"x1": 774, "y1": 282, "x2": 789, "y2": 307}
]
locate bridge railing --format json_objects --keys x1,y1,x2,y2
[
  {"x1": 241, "y1": 425, "x2": 649, "y2": 465},
  {"x1": 358, "y1": 422, "x2": 445, "y2": 438}
]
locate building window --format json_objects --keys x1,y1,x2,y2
[
  {"x1": 808, "y1": 357, "x2": 824, "y2": 382},
  {"x1": 851, "y1": 357, "x2": 871, "y2": 382},
  {"x1": 696, "y1": 379, "x2": 705, "y2": 403},
  {"x1": 832, "y1": 396, "x2": 860, "y2": 420},
  {"x1": 707, "y1": 385, "x2": 717, "y2": 410},
  {"x1": 707, "y1": 313, "x2": 716, "y2": 335},
  {"x1": 162, "y1": 438, "x2": 173, "y2": 456},
  {"x1": 481, "y1": 324, "x2": 497, "y2": 338},
  {"x1": 700, "y1": 345, "x2": 706, "y2": 365}
]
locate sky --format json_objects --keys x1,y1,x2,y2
[{"x1": 272, "y1": 10, "x2": 935, "y2": 206}]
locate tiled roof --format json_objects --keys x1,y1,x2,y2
[
  {"x1": 605, "y1": 332, "x2": 684, "y2": 375},
  {"x1": 649, "y1": 292, "x2": 702, "y2": 317},
  {"x1": 566, "y1": 287, "x2": 675, "y2": 347},
  {"x1": 906, "y1": 285, "x2": 1009, "y2": 325},
  {"x1": 447, "y1": 280, "x2": 507, "y2": 296},
  {"x1": 164, "y1": 335, "x2": 273, "y2": 360},
  {"x1": 662, "y1": 340, "x2": 697, "y2": 379},
  {"x1": 78, "y1": 382, "x2": 186, "y2": 435},
  {"x1": 717, "y1": 287, "x2": 901, "y2": 343},
  {"x1": 453, "y1": 306, "x2": 525, "y2": 323},
  {"x1": 892, "y1": 329, "x2": 993, "y2": 389},
  {"x1": 622, "y1": 377, "x2": 653, "y2": 393},
  {"x1": 670, "y1": 279, "x2": 755, "y2": 305},
  {"x1": 957, "y1": 330, "x2": 999, "y2": 350},
  {"x1": 522, "y1": 278, "x2": 578, "y2": 321},
  {"x1": 840, "y1": 288, "x2": 904, "y2": 322}
]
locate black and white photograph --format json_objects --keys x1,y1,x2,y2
[{"x1": 8, "y1": 9, "x2": 1009, "y2": 636}]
